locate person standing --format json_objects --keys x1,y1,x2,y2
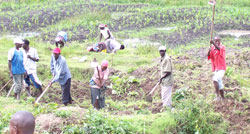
[
  {"x1": 8, "y1": 38, "x2": 26, "y2": 100},
  {"x1": 49, "y1": 48, "x2": 72, "y2": 106},
  {"x1": 23, "y1": 39, "x2": 43, "y2": 97},
  {"x1": 99, "y1": 24, "x2": 114, "y2": 41},
  {"x1": 208, "y1": 36, "x2": 226, "y2": 101},
  {"x1": 9, "y1": 111, "x2": 35, "y2": 134},
  {"x1": 89, "y1": 60, "x2": 109, "y2": 109},
  {"x1": 158, "y1": 46, "x2": 174, "y2": 109}
]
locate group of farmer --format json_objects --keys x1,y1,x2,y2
[{"x1": 7, "y1": 24, "x2": 226, "y2": 111}]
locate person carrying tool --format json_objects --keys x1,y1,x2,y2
[
  {"x1": 207, "y1": 36, "x2": 226, "y2": 101},
  {"x1": 105, "y1": 39, "x2": 125, "y2": 53},
  {"x1": 90, "y1": 60, "x2": 109, "y2": 109},
  {"x1": 50, "y1": 48, "x2": 72, "y2": 106},
  {"x1": 99, "y1": 24, "x2": 114, "y2": 41},
  {"x1": 9, "y1": 111, "x2": 35, "y2": 134},
  {"x1": 8, "y1": 38, "x2": 26, "y2": 100},
  {"x1": 158, "y1": 46, "x2": 174, "y2": 109},
  {"x1": 55, "y1": 31, "x2": 67, "y2": 48},
  {"x1": 23, "y1": 39, "x2": 43, "y2": 97},
  {"x1": 87, "y1": 42, "x2": 106, "y2": 53}
]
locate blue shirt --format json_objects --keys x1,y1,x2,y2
[
  {"x1": 8, "y1": 48, "x2": 25, "y2": 75},
  {"x1": 51, "y1": 55, "x2": 71, "y2": 85}
]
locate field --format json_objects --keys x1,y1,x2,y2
[{"x1": 0, "y1": 0, "x2": 250, "y2": 133}]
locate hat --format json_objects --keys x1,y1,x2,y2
[
  {"x1": 13, "y1": 38, "x2": 24, "y2": 44},
  {"x1": 53, "y1": 48, "x2": 61, "y2": 54},
  {"x1": 158, "y1": 46, "x2": 166, "y2": 51},
  {"x1": 99, "y1": 24, "x2": 107, "y2": 28},
  {"x1": 101, "y1": 60, "x2": 108, "y2": 67}
]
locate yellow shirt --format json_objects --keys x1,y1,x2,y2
[{"x1": 160, "y1": 55, "x2": 174, "y2": 87}]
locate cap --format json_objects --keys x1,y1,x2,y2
[
  {"x1": 99, "y1": 24, "x2": 107, "y2": 28},
  {"x1": 101, "y1": 60, "x2": 108, "y2": 67},
  {"x1": 53, "y1": 48, "x2": 61, "y2": 54},
  {"x1": 13, "y1": 38, "x2": 24, "y2": 44},
  {"x1": 158, "y1": 46, "x2": 166, "y2": 51}
]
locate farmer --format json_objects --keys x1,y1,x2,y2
[
  {"x1": 9, "y1": 111, "x2": 35, "y2": 134},
  {"x1": 207, "y1": 36, "x2": 226, "y2": 101},
  {"x1": 99, "y1": 24, "x2": 114, "y2": 41},
  {"x1": 50, "y1": 48, "x2": 72, "y2": 106},
  {"x1": 87, "y1": 42, "x2": 106, "y2": 53},
  {"x1": 105, "y1": 39, "x2": 125, "y2": 53},
  {"x1": 8, "y1": 38, "x2": 26, "y2": 100},
  {"x1": 90, "y1": 60, "x2": 109, "y2": 109},
  {"x1": 23, "y1": 39, "x2": 43, "y2": 97},
  {"x1": 55, "y1": 31, "x2": 67, "y2": 48},
  {"x1": 159, "y1": 46, "x2": 174, "y2": 109}
]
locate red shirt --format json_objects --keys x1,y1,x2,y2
[{"x1": 208, "y1": 44, "x2": 226, "y2": 72}]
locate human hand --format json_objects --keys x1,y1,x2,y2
[
  {"x1": 27, "y1": 55, "x2": 31, "y2": 59},
  {"x1": 9, "y1": 72, "x2": 13, "y2": 79},
  {"x1": 210, "y1": 40, "x2": 214, "y2": 45}
]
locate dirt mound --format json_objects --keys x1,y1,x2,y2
[{"x1": 36, "y1": 114, "x2": 63, "y2": 133}]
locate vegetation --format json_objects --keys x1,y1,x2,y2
[{"x1": 0, "y1": 0, "x2": 249, "y2": 133}]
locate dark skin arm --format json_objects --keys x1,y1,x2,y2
[
  {"x1": 8, "y1": 61, "x2": 12, "y2": 79},
  {"x1": 27, "y1": 55, "x2": 39, "y2": 62},
  {"x1": 210, "y1": 40, "x2": 220, "y2": 50},
  {"x1": 99, "y1": 33, "x2": 103, "y2": 42},
  {"x1": 159, "y1": 72, "x2": 171, "y2": 83},
  {"x1": 107, "y1": 30, "x2": 111, "y2": 39}
]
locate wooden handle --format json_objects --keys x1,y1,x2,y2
[
  {"x1": 7, "y1": 84, "x2": 15, "y2": 97},
  {"x1": 149, "y1": 82, "x2": 160, "y2": 95},
  {"x1": 0, "y1": 79, "x2": 12, "y2": 92},
  {"x1": 35, "y1": 84, "x2": 51, "y2": 104},
  {"x1": 210, "y1": 5, "x2": 216, "y2": 42}
]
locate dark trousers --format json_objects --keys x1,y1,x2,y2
[
  {"x1": 61, "y1": 78, "x2": 72, "y2": 104},
  {"x1": 91, "y1": 87, "x2": 105, "y2": 109}
]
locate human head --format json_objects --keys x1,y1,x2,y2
[
  {"x1": 53, "y1": 48, "x2": 61, "y2": 60},
  {"x1": 120, "y1": 45, "x2": 125, "y2": 50},
  {"x1": 55, "y1": 36, "x2": 64, "y2": 48},
  {"x1": 22, "y1": 39, "x2": 29, "y2": 51},
  {"x1": 214, "y1": 36, "x2": 221, "y2": 46},
  {"x1": 99, "y1": 24, "x2": 107, "y2": 30},
  {"x1": 158, "y1": 46, "x2": 166, "y2": 57},
  {"x1": 101, "y1": 60, "x2": 108, "y2": 71},
  {"x1": 9, "y1": 111, "x2": 35, "y2": 134},
  {"x1": 13, "y1": 38, "x2": 24, "y2": 49}
]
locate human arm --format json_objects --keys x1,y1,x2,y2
[
  {"x1": 210, "y1": 40, "x2": 220, "y2": 50},
  {"x1": 8, "y1": 61, "x2": 12, "y2": 79},
  {"x1": 99, "y1": 33, "x2": 103, "y2": 42},
  {"x1": 159, "y1": 58, "x2": 172, "y2": 84},
  {"x1": 51, "y1": 59, "x2": 65, "y2": 84},
  {"x1": 159, "y1": 72, "x2": 171, "y2": 84},
  {"x1": 107, "y1": 30, "x2": 111, "y2": 40}
]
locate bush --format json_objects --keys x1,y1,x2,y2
[{"x1": 173, "y1": 95, "x2": 228, "y2": 134}]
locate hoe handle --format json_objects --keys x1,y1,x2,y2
[
  {"x1": 0, "y1": 79, "x2": 12, "y2": 92},
  {"x1": 149, "y1": 82, "x2": 160, "y2": 95},
  {"x1": 35, "y1": 83, "x2": 51, "y2": 104},
  {"x1": 7, "y1": 84, "x2": 15, "y2": 97},
  {"x1": 210, "y1": 4, "x2": 216, "y2": 43}
]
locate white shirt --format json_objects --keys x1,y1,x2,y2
[
  {"x1": 23, "y1": 47, "x2": 39, "y2": 74},
  {"x1": 100, "y1": 27, "x2": 113, "y2": 39},
  {"x1": 106, "y1": 39, "x2": 121, "y2": 53}
]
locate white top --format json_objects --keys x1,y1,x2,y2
[
  {"x1": 23, "y1": 47, "x2": 39, "y2": 74},
  {"x1": 106, "y1": 39, "x2": 121, "y2": 53},
  {"x1": 100, "y1": 27, "x2": 113, "y2": 40},
  {"x1": 8, "y1": 47, "x2": 25, "y2": 61}
]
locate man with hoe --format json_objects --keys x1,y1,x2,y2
[
  {"x1": 208, "y1": 36, "x2": 226, "y2": 101},
  {"x1": 8, "y1": 38, "x2": 26, "y2": 100},
  {"x1": 23, "y1": 39, "x2": 43, "y2": 97},
  {"x1": 159, "y1": 46, "x2": 174, "y2": 110},
  {"x1": 9, "y1": 111, "x2": 35, "y2": 134},
  {"x1": 50, "y1": 48, "x2": 72, "y2": 106}
]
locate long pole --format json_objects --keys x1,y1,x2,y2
[
  {"x1": 210, "y1": 5, "x2": 216, "y2": 41},
  {"x1": 0, "y1": 79, "x2": 12, "y2": 92},
  {"x1": 7, "y1": 84, "x2": 15, "y2": 97},
  {"x1": 35, "y1": 84, "x2": 51, "y2": 104}
]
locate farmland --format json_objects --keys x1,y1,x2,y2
[{"x1": 0, "y1": 0, "x2": 250, "y2": 133}]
